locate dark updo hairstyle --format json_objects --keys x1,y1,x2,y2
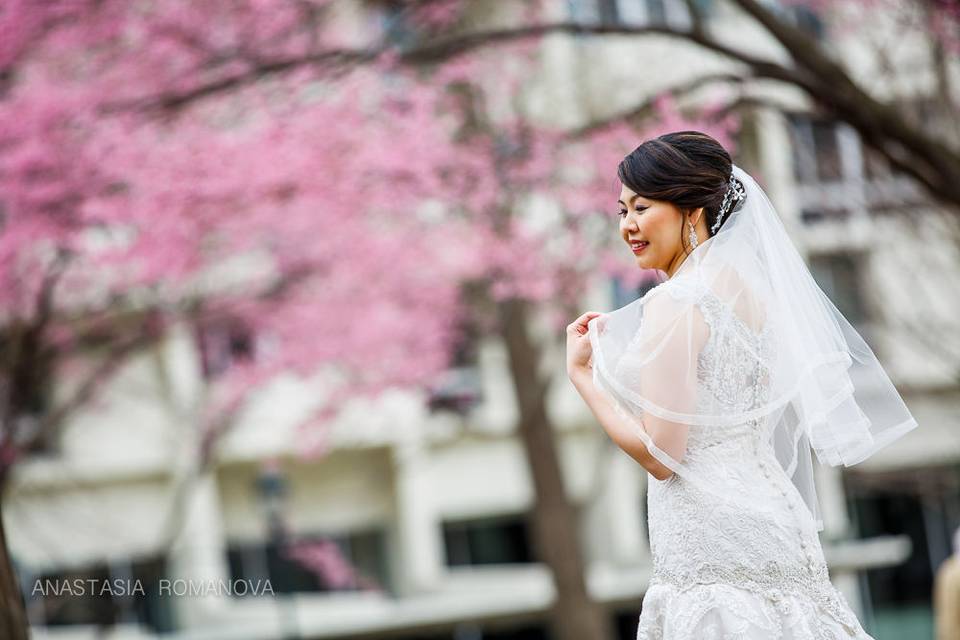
[{"x1": 617, "y1": 130, "x2": 746, "y2": 253}]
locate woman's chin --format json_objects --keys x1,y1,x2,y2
[{"x1": 634, "y1": 255, "x2": 658, "y2": 271}]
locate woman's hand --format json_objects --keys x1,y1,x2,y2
[{"x1": 566, "y1": 311, "x2": 603, "y2": 379}]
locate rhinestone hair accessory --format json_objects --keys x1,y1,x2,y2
[{"x1": 711, "y1": 171, "x2": 746, "y2": 235}]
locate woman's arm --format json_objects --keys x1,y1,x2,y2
[
  {"x1": 569, "y1": 368, "x2": 674, "y2": 481},
  {"x1": 567, "y1": 312, "x2": 673, "y2": 480}
]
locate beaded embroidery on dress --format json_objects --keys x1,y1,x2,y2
[{"x1": 634, "y1": 273, "x2": 875, "y2": 639}]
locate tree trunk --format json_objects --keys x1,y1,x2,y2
[
  {"x1": 0, "y1": 495, "x2": 29, "y2": 640},
  {"x1": 499, "y1": 298, "x2": 614, "y2": 640}
]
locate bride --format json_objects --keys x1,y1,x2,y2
[{"x1": 565, "y1": 131, "x2": 918, "y2": 639}]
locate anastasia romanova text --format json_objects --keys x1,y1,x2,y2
[{"x1": 32, "y1": 578, "x2": 275, "y2": 597}]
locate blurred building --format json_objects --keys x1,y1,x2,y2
[{"x1": 7, "y1": 1, "x2": 959, "y2": 639}]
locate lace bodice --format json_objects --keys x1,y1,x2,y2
[
  {"x1": 648, "y1": 274, "x2": 777, "y2": 451},
  {"x1": 694, "y1": 290, "x2": 775, "y2": 414},
  {"x1": 640, "y1": 275, "x2": 868, "y2": 637}
]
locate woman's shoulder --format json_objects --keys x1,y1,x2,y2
[
  {"x1": 642, "y1": 272, "x2": 707, "y2": 308},
  {"x1": 638, "y1": 273, "x2": 711, "y2": 336}
]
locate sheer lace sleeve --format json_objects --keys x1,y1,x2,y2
[
  {"x1": 621, "y1": 284, "x2": 709, "y2": 463},
  {"x1": 588, "y1": 271, "x2": 790, "y2": 521},
  {"x1": 589, "y1": 276, "x2": 710, "y2": 471}
]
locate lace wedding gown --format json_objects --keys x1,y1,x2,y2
[{"x1": 635, "y1": 282, "x2": 876, "y2": 639}]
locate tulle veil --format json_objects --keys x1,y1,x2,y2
[{"x1": 587, "y1": 164, "x2": 918, "y2": 530}]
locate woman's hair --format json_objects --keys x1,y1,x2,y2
[{"x1": 617, "y1": 130, "x2": 745, "y2": 248}]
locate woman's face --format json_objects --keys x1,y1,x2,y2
[{"x1": 618, "y1": 183, "x2": 704, "y2": 278}]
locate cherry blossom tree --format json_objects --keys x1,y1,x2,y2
[
  {"x1": 0, "y1": 3, "x2": 478, "y2": 636},
  {"x1": 0, "y1": 2, "x2": 686, "y2": 635}
]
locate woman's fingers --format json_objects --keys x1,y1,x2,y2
[{"x1": 568, "y1": 311, "x2": 603, "y2": 336}]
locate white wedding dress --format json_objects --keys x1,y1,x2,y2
[{"x1": 635, "y1": 279, "x2": 876, "y2": 639}]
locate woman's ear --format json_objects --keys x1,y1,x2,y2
[{"x1": 688, "y1": 206, "x2": 704, "y2": 226}]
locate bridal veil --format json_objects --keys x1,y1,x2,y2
[{"x1": 587, "y1": 164, "x2": 919, "y2": 530}]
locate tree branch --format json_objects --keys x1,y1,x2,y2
[
  {"x1": 569, "y1": 71, "x2": 750, "y2": 137},
  {"x1": 105, "y1": 15, "x2": 960, "y2": 209},
  {"x1": 727, "y1": 0, "x2": 960, "y2": 200}
]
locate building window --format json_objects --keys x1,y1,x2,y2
[
  {"x1": 588, "y1": 0, "x2": 620, "y2": 24},
  {"x1": 427, "y1": 316, "x2": 483, "y2": 415},
  {"x1": 810, "y1": 120, "x2": 843, "y2": 181},
  {"x1": 845, "y1": 465, "x2": 960, "y2": 638},
  {"x1": 226, "y1": 529, "x2": 390, "y2": 595},
  {"x1": 568, "y1": 0, "x2": 710, "y2": 28},
  {"x1": 372, "y1": 0, "x2": 422, "y2": 49},
  {"x1": 442, "y1": 513, "x2": 534, "y2": 566},
  {"x1": 800, "y1": 207, "x2": 851, "y2": 224},
  {"x1": 789, "y1": 114, "x2": 845, "y2": 184},
  {"x1": 26, "y1": 556, "x2": 172, "y2": 632},
  {"x1": 808, "y1": 252, "x2": 869, "y2": 327},
  {"x1": 789, "y1": 112, "x2": 925, "y2": 217},
  {"x1": 389, "y1": 623, "x2": 550, "y2": 640},
  {"x1": 786, "y1": 112, "x2": 883, "y2": 224}
]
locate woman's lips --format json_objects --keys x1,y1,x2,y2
[{"x1": 631, "y1": 242, "x2": 649, "y2": 254}]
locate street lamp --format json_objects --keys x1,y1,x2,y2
[{"x1": 255, "y1": 459, "x2": 300, "y2": 640}]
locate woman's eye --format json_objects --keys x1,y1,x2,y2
[{"x1": 618, "y1": 210, "x2": 627, "y2": 217}]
